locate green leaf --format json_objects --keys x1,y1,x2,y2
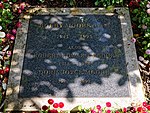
[
  {"x1": 132, "y1": 9, "x2": 139, "y2": 14},
  {"x1": 147, "y1": 43, "x2": 150, "y2": 47},
  {"x1": 106, "y1": 6, "x2": 115, "y2": 12},
  {"x1": 0, "y1": 39, "x2": 2, "y2": 44},
  {"x1": 12, "y1": 0, "x2": 17, "y2": 2},
  {"x1": 69, "y1": 0, "x2": 74, "y2": 6},
  {"x1": 95, "y1": 0, "x2": 100, "y2": 6},
  {"x1": 78, "y1": 105, "x2": 82, "y2": 111},
  {"x1": 142, "y1": 41, "x2": 147, "y2": 45},
  {"x1": 142, "y1": 18, "x2": 147, "y2": 23},
  {"x1": 144, "y1": 54, "x2": 148, "y2": 58},
  {"x1": 138, "y1": 25, "x2": 141, "y2": 28},
  {"x1": 3, "y1": 3, "x2": 10, "y2": 9},
  {"x1": 112, "y1": 0, "x2": 115, "y2": 4},
  {"x1": 116, "y1": 0, "x2": 120, "y2": 4},
  {"x1": 10, "y1": 15, "x2": 14, "y2": 20},
  {"x1": 132, "y1": 17, "x2": 137, "y2": 21}
]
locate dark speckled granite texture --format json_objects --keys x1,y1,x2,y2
[{"x1": 19, "y1": 14, "x2": 130, "y2": 98}]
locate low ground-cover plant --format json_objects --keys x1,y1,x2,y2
[
  {"x1": 0, "y1": 0, "x2": 24, "y2": 110},
  {"x1": 129, "y1": 0, "x2": 150, "y2": 59},
  {"x1": 0, "y1": 0, "x2": 15, "y2": 31}
]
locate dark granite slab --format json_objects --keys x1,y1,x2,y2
[{"x1": 19, "y1": 14, "x2": 130, "y2": 98}]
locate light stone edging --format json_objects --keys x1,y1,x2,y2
[{"x1": 5, "y1": 8, "x2": 145, "y2": 111}]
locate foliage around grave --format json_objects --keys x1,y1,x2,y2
[{"x1": 129, "y1": 0, "x2": 150, "y2": 59}]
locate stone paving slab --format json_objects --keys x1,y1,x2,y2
[{"x1": 6, "y1": 8, "x2": 145, "y2": 111}]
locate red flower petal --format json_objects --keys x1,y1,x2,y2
[
  {"x1": 20, "y1": 5, "x2": 25, "y2": 10},
  {"x1": 16, "y1": 22, "x2": 22, "y2": 28},
  {"x1": 96, "y1": 105, "x2": 101, "y2": 110},
  {"x1": 59, "y1": 102, "x2": 64, "y2": 108},
  {"x1": 137, "y1": 107, "x2": 142, "y2": 112},
  {"x1": 48, "y1": 109, "x2": 58, "y2": 113},
  {"x1": 0, "y1": 70, "x2": 5, "y2": 75},
  {"x1": 42, "y1": 105, "x2": 48, "y2": 111},
  {"x1": 143, "y1": 102, "x2": 147, "y2": 107},
  {"x1": 91, "y1": 110, "x2": 96, "y2": 113},
  {"x1": 123, "y1": 107, "x2": 127, "y2": 112},
  {"x1": 53, "y1": 103, "x2": 59, "y2": 108},
  {"x1": 106, "y1": 109, "x2": 111, "y2": 113},
  {"x1": 48, "y1": 99, "x2": 54, "y2": 105},
  {"x1": 5, "y1": 67, "x2": 9, "y2": 73},
  {"x1": 146, "y1": 105, "x2": 150, "y2": 110},
  {"x1": 12, "y1": 29, "x2": 17, "y2": 35},
  {"x1": 116, "y1": 111, "x2": 120, "y2": 113},
  {"x1": 106, "y1": 102, "x2": 111, "y2": 107}
]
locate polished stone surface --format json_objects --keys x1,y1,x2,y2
[{"x1": 19, "y1": 14, "x2": 129, "y2": 98}]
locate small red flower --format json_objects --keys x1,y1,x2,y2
[
  {"x1": 16, "y1": 22, "x2": 22, "y2": 28},
  {"x1": 12, "y1": 29, "x2": 17, "y2": 35},
  {"x1": 91, "y1": 110, "x2": 96, "y2": 113},
  {"x1": 106, "y1": 109, "x2": 111, "y2": 113},
  {"x1": 146, "y1": 105, "x2": 150, "y2": 110},
  {"x1": 123, "y1": 107, "x2": 127, "y2": 112},
  {"x1": 137, "y1": 107, "x2": 142, "y2": 112},
  {"x1": 96, "y1": 105, "x2": 101, "y2": 110},
  {"x1": 143, "y1": 102, "x2": 147, "y2": 107},
  {"x1": 116, "y1": 111, "x2": 120, "y2": 113},
  {"x1": 129, "y1": 1, "x2": 133, "y2": 7},
  {"x1": 18, "y1": 9, "x2": 22, "y2": 14},
  {"x1": 10, "y1": 35, "x2": 15, "y2": 40},
  {"x1": 53, "y1": 103, "x2": 59, "y2": 108},
  {"x1": 20, "y1": 5, "x2": 25, "y2": 10},
  {"x1": 59, "y1": 102, "x2": 64, "y2": 108},
  {"x1": 142, "y1": 107, "x2": 146, "y2": 111},
  {"x1": 0, "y1": 3, "x2": 4, "y2": 9},
  {"x1": 0, "y1": 70, "x2": 5, "y2": 75},
  {"x1": 106, "y1": 102, "x2": 111, "y2": 107},
  {"x1": 5, "y1": 67, "x2": 9, "y2": 73},
  {"x1": 48, "y1": 99, "x2": 54, "y2": 105},
  {"x1": 42, "y1": 105, "x2": 48, "y2": 111},
  {"x1": 6, "y1": 33, "x2": 10, "y2": 38},
  {"x1": 48, "y1": 109, "x2": 58, "y2": 113}
]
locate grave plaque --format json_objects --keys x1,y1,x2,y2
[
  {"x1": 6, "y1": 8, "x2": 145, "y2": 111},
  {"x1": 19, "y1": 14, "x2": 130, "y2": 98}
]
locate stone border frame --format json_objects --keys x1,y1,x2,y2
[{"x1": 6, "y1": 8, "x2": 145, "y2": 111}]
